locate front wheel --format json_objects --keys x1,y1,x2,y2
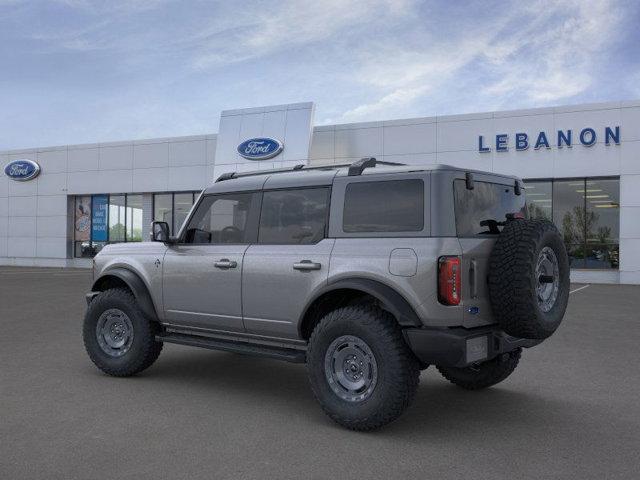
[
  {"x1": 436, "y1": 348, "x2": 521, "y2": 390},
  {"x1": 307, "y1": 305, "x2": 420, "y2": 431},
  {"x1": 83, "y1": 288, "x2": 163, "y2": 377}
]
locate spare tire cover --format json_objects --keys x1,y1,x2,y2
[{"x1": 488, "y1": 219, "x2": 570, "y2": 339}]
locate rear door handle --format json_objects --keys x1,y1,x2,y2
[
  {"x1": 214, "y1": 259, "x2": 237, "y2": 269},
  {"x1": 293, "y1": 260, "x2": 321, "y2": 271}
]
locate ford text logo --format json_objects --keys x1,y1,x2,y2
[
  {"x1": 237, "y1": 137, "x2": 283, "y2": 160},
  {"x1": 4, "y1": 159, "x2": 41, "y2": 181}
]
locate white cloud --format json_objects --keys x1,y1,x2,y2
[
  {"x1": 339, "y1": 85, "x2": 429, "y2": 121},
  {"x1": 481, "y1": 0, "x2": 621, "y2": 105},
  {"x1": 335, "y1": 0, "x2": 625, "y2": 122},
  {"x1": 191, "y1": 0, "x2": 415, "y2": 69},
  {"x1": 0, "y1": 0, "x2": 633, "y2": 149}
]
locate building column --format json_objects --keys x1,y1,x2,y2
[{"x1": 142, "y1": 193, "x2": 153, "y2": 242}]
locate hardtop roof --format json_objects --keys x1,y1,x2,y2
[{"x1": 202, "y1": 160, "x2": 520, "y2": 194}]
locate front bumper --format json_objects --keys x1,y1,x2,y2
[{"x1": 403, "y1": 325, "x2": 542, "y2": 368}]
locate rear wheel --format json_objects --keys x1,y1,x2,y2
[
  {"x1": 83, "y1": 288, "x2": 163, "y2": 376},
  {"x1": 307, "y1": 304, "x2": 420, "y2": 431},
  {"x1": 437, "y1": 348, "x2": 521, "y2": 390}
]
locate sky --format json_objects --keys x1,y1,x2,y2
[{"x1": 1, "y1": 0, "x2": 639, "y2": 150}]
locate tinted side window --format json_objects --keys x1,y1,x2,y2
[
  {"x1": 343, "y1": 179, "x2": 424, "y2": 232},
  {"x1": 258, "y1": 188, "x2": 329, "y2": 244},
  {"x1": 184, "y1": 193, "x2": 254, "y2": 244},
  {"x1": 454, "y1": 180, "x2": 526, "y2": 236}
]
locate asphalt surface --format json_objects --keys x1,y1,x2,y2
[{"x1": 1, "y1": 267, "x2": 639, "y2": 480}]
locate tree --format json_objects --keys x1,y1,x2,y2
[
  {"x1": 561, "y1": 205, "x2": 598, "y2": 245},
  {"x1": 109, "y1": 223, "x2": 125, "y2": 241},
  {"x1": 527, "y1": 202, "x2": 551, "y2": 221}
]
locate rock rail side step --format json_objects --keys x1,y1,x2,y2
[{"x1": 156, "y1": 332, "x2": 307, "y2": 363}]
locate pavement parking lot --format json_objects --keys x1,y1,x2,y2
[{"x1": 1, "y1": 267, "x2": 639, "y2": 480}]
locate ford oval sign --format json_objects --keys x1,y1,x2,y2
[
  {"x1": 237, "y1": 137, "x2": 283, "y2": 160},
  {"x1": 4, "y1": 159, "x2": 41, "y2": 181}
]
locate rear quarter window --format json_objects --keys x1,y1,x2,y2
[
  {"x1": 343, "y1": 179, "x2": 424, "y2": 233},
  {"x1": 454, "y1": 179, "x2": 526, "y2": 236}
]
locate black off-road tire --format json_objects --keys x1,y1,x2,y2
[
  {"x1": 488, "y1": 219, "x2": 570, "y2": 339},
  {"x1": 83, "y1": 288, "x2": 163, "y2": 376},
  {"x1": 307, "y1": 304, "x2": 420, "y2": 431},
  {"x1": 437, "y1": 348, "x2": 521, "y2": 390}
]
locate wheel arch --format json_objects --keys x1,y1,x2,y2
[
  {"x1": 298, "y1": 278, "x2": 422, "y2": 340},
  {"x1": 91, "y1": 267, "x2": 159, "y2": 322}
]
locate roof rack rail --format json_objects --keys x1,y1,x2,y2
[
  {"x1": 216, "y1": 172, "x2": 237, "y2": 182},
  {"x1": 214, "y1": 158, "x2": 405, "y2": 182},
  {"x1": 348, "y1": 157, "x2": 376, "y2": 176},
  {"x1": 347, "y1": 157, "x2": 405, "y2": 176},
  {"x1": 215, "y1": 164, "x2": 308, "y2": 182}
]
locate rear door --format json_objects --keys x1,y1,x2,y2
[
  {"x1": 242, "y1": 187, "x2": 333, "y2": 340},
  {"x1": 453, "y1": 178, "x2": 526, "y2": 328}
]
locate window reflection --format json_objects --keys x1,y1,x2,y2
[
  {"x1": 524, "y1": 181, "x2": 552, "y2": 220},
  {"x1": 524, "y1": 178, "x2": 620, "y2": 270},
  {"x1": 126, "y1": 194, "x2": 143, "y2": 242},
  {"x1": 174, "y1": 193, "x2": 194, "y2": 235},
  {"x1": 74, "y1": 193, "x2": 147, "y2": 257},
  {"x1": 153, "y1": 191, "x2": 198, "y2": 235},
  {"x1": 109, "y1": 195, "x2": 126, "y2": 243},
  {"x1": 584, "y1": 179, "x2": 619, "y2": 269},
  {"x1": 154, "y1": 193, "x2": 172, "y2": 232}
]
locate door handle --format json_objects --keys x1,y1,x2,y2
[
  {"x1": 293, "y1": 260, "x2": 322, "y2": 271},
  {"x1": 214, "y1": 259, "x2": 237, "y2": 269}
]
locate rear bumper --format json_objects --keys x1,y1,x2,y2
[{"x1": 403, "y1": 325, "x2": 542, "y2": 368}]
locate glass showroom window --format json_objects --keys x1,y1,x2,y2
[
  {"x1": 524, "y1": 181, "x2": 552, "y2": 221},
  {"x1": 74, "y1": 193, "x2": 145, "y2": 258},
  {"x1": 524, "y1": 178, "x2": 619, "y2": 270},
  {"x1": 126, "y1": 194, "x2": 143, "y2": 242},
  {"x1": 109, "y1": 195, "x2": 126, "y2": 243},
  {"x1": 153, "y1": 193, "x2": 172, "y2": 230},
  {"x1": 153, "y1": 191, "x2": 199, "y2": 235},
  {"x1": 553, "y1": 180, "x2": 587, "y2": 268},
  {"x1": 585, "y1": 179, "x2": 619, "y2": 269},
  {"x1": 174, "y1": 192, "x2": 195, "y2": 235}
]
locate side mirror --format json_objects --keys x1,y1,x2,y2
[{"x1": 150, "y1": 221, "x2": 170, "y2": 242}]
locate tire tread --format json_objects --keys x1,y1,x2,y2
[
  {"x1": 307, "y1": 304, "x2": 419, "y2": 431},
  {"x1": 83, "y1": 287, "x2": 163, "y2": 377}
]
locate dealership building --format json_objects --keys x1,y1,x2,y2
[{"x1": 1, "y1": 100, "x2": 639, "y2": 284}]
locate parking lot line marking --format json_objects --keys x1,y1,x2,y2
[{"x1": 570, "y1": 284, "x2": 590, "y2": 294}]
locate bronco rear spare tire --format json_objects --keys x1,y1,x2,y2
[{"x1": 488, "y1": 219, "x2": 569, "y2": 340}]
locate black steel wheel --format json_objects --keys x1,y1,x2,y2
[
  {"x1": 324, "y1": 335, "x2": 379, "y2": 403},
  {"x1": 307, "y1": 304, "x2": 420, "y2": 431},
  {"x1": 83, "y1": 288, "x2": 162, "y2": 377}
]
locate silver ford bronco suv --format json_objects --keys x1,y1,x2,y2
[{"x1": 83, "y1": 158, "x2": 570, "y2": 430}]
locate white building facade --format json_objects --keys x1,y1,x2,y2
[{"x1": 1, "y1": 100, "x2": 639, "y2": 284}]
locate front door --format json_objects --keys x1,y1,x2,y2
[
  {"x1": 242, "y1": 187, "x2": 333, "y2": 340},
  {"x1": 162, "y1": 192, "x2": 259, "y2": 333}
]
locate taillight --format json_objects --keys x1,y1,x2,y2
[{"x1": 438, "y1": 256, "x2": 461, "y2": 305}]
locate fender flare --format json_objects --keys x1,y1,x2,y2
[
  {"x1": 299, "y1": 278, "x2": 422, "y2": 328},
  {"x1": 92, "y1": 267, "x2": 159, "y2": 321}
]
